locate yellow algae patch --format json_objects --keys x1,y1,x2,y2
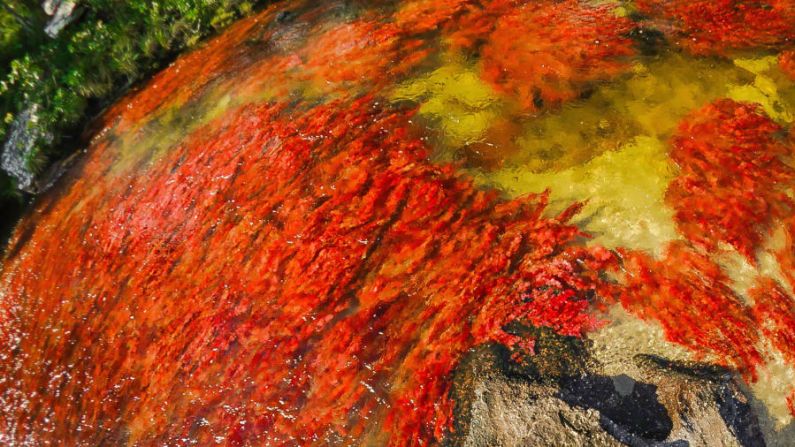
[
  {"x1": 509, "y1": 53, "x2": 753, "y2": 173},
  {"x1": 469, "y1": 51, "x2": 777, "y2": 255},
  {"x1": 107, "y1": 86, "x2": 240, "y2": 176},
  {"x1": 477, "y1": 136, "x2": 679, "y2": 255},
  {"x1": 391, "y1": 58, "x2": 501, "y2": 146},
  {"x1": 619, "y1": 57, "x2": 747, "y2": 136},
  {"x1": 730, "y1": 56, "x2": 795, "y2": 123},
  {"x1": 514, "y1": 98, "x2": 636, "y2": 173},
  {"x1": 734, "y1": 55, "x2": 779, "y2": 74}
]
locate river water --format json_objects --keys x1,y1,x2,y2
[{"x1": 1, "y1": 1, "x2": 795, "y2": 445}]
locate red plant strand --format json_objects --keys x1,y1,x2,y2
[
  {"x1": 393, "y1": 0, "x2": 474, "y2": 34},
  {"x1": 612, "y1": 242, "x2": 763, "y2": 380},
  {"x1": 479, "y1": 0, "x2": 635, "y2": 111},
  {"x1": 781, "y1": 50, "x2": 795, "y2": 80},
  {"x1": 788, "y1": 390, "x2": 795, "y2": 418},
  {"x1": 666, "y1": 99, "x2": 795, "y2": 263},
  {"x1": 750, "y1": 278, "x2": 795, "y2": 366},
  {"x1": 636, "y1": 0, "x2": 795, "y2": 55},
  {"x1": 777, "y1": 217, "x2": 795, "y2": 293},
  {"x1": 302, "y1": 18, "x2": 429, "y2": 88}
]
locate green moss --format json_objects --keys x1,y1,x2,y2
[{"x1": 0, "y1": 0, "x2": 266, "y2": 197}]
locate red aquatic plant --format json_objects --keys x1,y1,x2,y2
[
  {"x1": 666, "y1": 99, "x2": 795, "y2": 263},
  {"x1": 750, "y1": 278, "x2": 795, "y2": 418},
  {"x1": 776, "y1": 217, "x2": 795, "y2": 293},
  {"x1": 789, "y1": 391, "x2": 795, "y2": 418},
  {"x1": 635, "y1": 0, "x2": 795, "y2": 55},
  {"x1": 479, "y1": 0, "x2": 635, "y2": 111},
  {"x1": 750, "y1": 278, "x2": 795, "y2": 366},
  {"x1": 393, "y1": 0, "x2": 523, "y2": 50},
  {"x1": 302, "y1": 18, "x2": 429, "y2": 89},
  {"x1": 611, "y1": 242, "x2": 763, "y2": 379},
  {"x1": 443, "y1": 0, "x2": 521, "y2": 50},
  {"x1": 393, "y1": 0, "x2": 473, "y2": 34},
  {"x1": 0, "y1": 96, "x2": 614, "y2": 445},
  {"x1": 781, "y1": 50, "x2": 795, "y2": 80}
]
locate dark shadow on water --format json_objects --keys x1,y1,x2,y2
[{"x1": 1, "y1": 195, "x2": 28, "y2": 255}]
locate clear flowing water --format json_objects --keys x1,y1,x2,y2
[{"x1": 2, "y1": 0, "x2": 795, "y2": 445}]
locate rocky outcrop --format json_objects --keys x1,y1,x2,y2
[
  {"x1": 452, "y1": 346, "x2": 766, "y2": 446},
  {"x1": 0, "y1": 105, "x2": 50, "y2": 192}
]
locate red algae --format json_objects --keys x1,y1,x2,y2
[
  {"x1": 750, "y1": 278, "x2": 795, "y2": 418},
  {"x1": 393, "y1": 0, "x2": 473, "y2": 34},
  {"x1": 393, "y1": 0, "x2": 521, "y2": 50},
  {"x1": 789, "y1": 391, "x2": 795, "y2": 418},
  {"x1": 0, "y1": 96, "x2": 614, "y2": 445},
  {"x1": 440, "y1": 0, "x2": 520, "y2": 51},
  {"x1": 302, "y1": 18, "x2": 428, "y2": 89},
  {"x1": 776, "y1": 217, "x2": 795, "y2": 293},
  {"x1": 781, "y1": 50, "x2": 795, "y2": 80},
  {"x1": 479, "y1": 0, "x2": 635, "y2": 112},
  {"x1": 666, "y1": 99, "x2": 795, "y2": 263},
  {"x1": 611, "y1": 242, "x2": 764, "y2": 379},
  {"x1": 636, "y1": 0, "x2": 795, "y2": 56},
  {"x1": 750, "y1": 278, "x2": 795, "y2": 366},
  {"x1": 395, "y1": 0, "x2": 638, "y2": 115}
]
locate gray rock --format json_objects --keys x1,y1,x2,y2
[
  {"x1": 1, "y1": 105, "x2": 50, "y2": 192},
  {"x1": 42, "y1": 0, "x2": 81, "y2": 38},
  {"x1": 450, "y1": 346, "x2": 767, "y2": 447},
  {"x1": 634, "y1": 355, "x2": 765, "y2": 447},
  {"x1": 42, "y1": 0, "x2": 59, "y2": 15}
]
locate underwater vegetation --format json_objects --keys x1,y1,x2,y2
[
  {"x1": 666, "y1": 99, "x2": 794, "y2": 263},
  {"x1": 611, "y1": 242, "x2": 764, "y2": 379},
  {"x1": 635, "y1": 0, "x2": 795, "y2": 56},
  {"x1": 0, "y1": 93, "x2": 616, "y2": 444},
  {"x1": 478, "y1": 0, "x2": 636, "y2": 112},
  {"x1": 2, "y1": 0, "x2": 795, "y2": 445},
  {"x1": 781, "y1": 50, "x2": 795, "y2": 80}
]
